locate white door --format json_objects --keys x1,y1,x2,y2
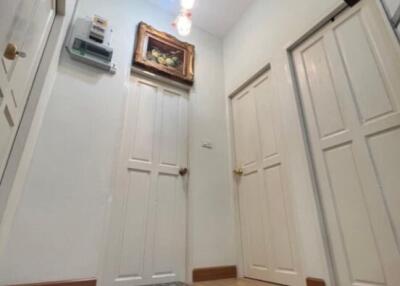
[
  {"x1": 0, "y1": 0, "x2": 55, "y2": 182},
  {"x1": 231, "y1": 70, "x2": 301, "y2": 286},
  {"x1": 292, "y1": 0, "x2": 400, "y2": 285},
  {"x1": 102, "y1": 75, "x2": 188, "y2": 286}
]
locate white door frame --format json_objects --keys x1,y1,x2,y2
[
  {"x1": 0, "y1": 0, "x2": 76, "y2": 256},
  {"x1": 226, "y1": 63, "x2": 304, "y2": 285},
  {"x1": 286, "y1": 0, "x2": 400, "y2": 285},
  {"x1": 225, "y1": 63, "x2": 272, "y2": 279},
  {"x1": 98, "y1": 71, "x2": 191, "y2": 286}
]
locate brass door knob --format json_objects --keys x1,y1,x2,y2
[
  {"x1": 3, "y1": 43, "x2": 26, "y2": 60},
  {"x1": 233, "y1": 168, "x2": 244, "y2": 176},
  {"x1": 179, "y1": 167, "x2": 188, "y2": 176}
]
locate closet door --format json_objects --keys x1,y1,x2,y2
[
  {"x1": 102, "y1": 76, "x2": 188, "y2": 286},
  {"x1": 0, "y1": 0, "x2": 55, "y2": 182},
  {"x1": 293, "y1": 0, "x2": 400, "y2": 285},
  {"x1": 231, "y1": 70, "x2": 301, "y2": 286}
]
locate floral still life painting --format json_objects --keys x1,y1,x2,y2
[{"x1": 133, "y1": 22, "x2": 195, "y2": 85}]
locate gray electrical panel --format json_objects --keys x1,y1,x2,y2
[{"x1": 66, "y1": 17, "x2": 116, "y2": 74}]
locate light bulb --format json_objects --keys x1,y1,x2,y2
[
  {"x1": 175, "y1": 14, "x2": 192, "y2": 36},
  {"x1": 180, "y1": 0, "x2": 195, "y2": 10}
]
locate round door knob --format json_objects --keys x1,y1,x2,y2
[
  {"x1": 179, "y1": 168, "x2": 188, "y2": 176},
  {"x1": 233, "y1": 168, "x2": 244, "y2": 176},
  {"x1": 3, "y1": 43, "x2": 26, "y2": 60}
]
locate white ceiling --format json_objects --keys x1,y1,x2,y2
[{"x1": 148, "y1": 0, "x2": 255, "y2": 37}]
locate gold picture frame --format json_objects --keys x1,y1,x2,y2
[{"x1": 133, "y1": 22, "x2": 195, "y2": 85}]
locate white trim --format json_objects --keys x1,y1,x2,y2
[{"x1": 131, "y1": 66, "x2": 192, "y2": 92}]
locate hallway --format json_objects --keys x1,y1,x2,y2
[{"x1": 0, "y1": 1, "x2": 400, "y2": 286}]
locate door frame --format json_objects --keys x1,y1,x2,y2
[
  {"x1": 0, "y1": 0, "x2": 77, "y2": 256},
  {"x1": 98, "y1": 71, "x2": 191, "y2": 286},
  {"x1": 226, "y1": 62, "x2": 304, "y2": 285},
  {"x1": 285, "y1": 0, "x2": 400, "y2": 285},
  {"x1": 226, "y1": 62, "x2": 271, "y2": 279}
]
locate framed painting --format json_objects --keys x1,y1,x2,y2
[{"x1": 133, "y1": 22, "x2": 195, "y2": 85}]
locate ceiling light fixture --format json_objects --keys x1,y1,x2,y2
[
  {"x1": 180, "y1": 0, "x2": 196, "y2": 10},
  {"x1": 174, "y1": 11, "x2": 192, "y2": 36},
  {"x1": 173, "y1": 0, "x2": 195, "y2": 36}
]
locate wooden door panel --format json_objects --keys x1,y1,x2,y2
[
  {"x1": 129, "y1": 82, "x2": 158, "y2": 163},
  {"x1": 324, "y1": 144, "x2": 385, "y2": 284},
  {"x1": 263, "y1": 164, "x2": 295, "y2": 274},
  {"x1": 239, "y1": 171, "x2": 270, "y2": 273},
  {"x1": 368, "y1": 129, "x2": 400, "y2": 249},
  {"x1": 150, "y1": 173, "x2": 180, "y2": 281},
  {"x1": 333, "y1": 10, "x2": 395, "y2": 122},
  {"x1": 105, "y1": 76, "x2": 188, "y2": 286},
  {"x1": 301, "y1": 38, "x2": 347, "y2": 138},
  {"x1": 159, "y1": 89, "x2": 180, "y2": 167},
  {"x1": 232, "y1": 71, "x2": 301, "y2": 285},
  {"x1": 117, "y1": 170, "x2": 151, "y2": 283},
  {"x1": 293, "y1": 1, "x2": 400, "y2": 285},
  {"x1": 232, "y1": 91, "x2": 260, "y2": 171},
  {"x1": 253, "y1": 77, "x2": 278, "y2": 159}
]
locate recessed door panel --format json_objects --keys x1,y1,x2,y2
[
  {"x1": 240, "y1": 171, "x2": 269, "y2": 271},
  {"x1": 368, "y1": 128, "x2": 400, "y2": 249},
  {"x1": 118, "y1": 170, "x2": 151, "y2": 281},
  {"x1": 232, "y1": 71, "x2": 301, "y2": 286},
  {"x1": 130, "y1": 83, "x2": 158, "y2": 163},
  {"x1": 334, "y1": 12, "x2": 395, "y2": 122},
  {"x1": 324, "y1": 144, "x2": 385, "y2": 284},
  {"x1": 302, "y1": 39, "x2": 347, "y2": 138},
  {"x1": 159, "y1": 89, "x2": 180, "y2": 167},
  {"x1": 293, "y1": 1, "x2": 400, "y2": 285},
  {"x1": 263, "y1": 164, "x2": 295, "y2": 273},
  {"x1": 254, "y1": 77, "x2": 278, "y2": 159},
  {"x1": 151, "y1": 174, "x2": 179, "y2": 278},
  {"x1": 233, "y1": 91, "x2": 260, "y2": 170}
]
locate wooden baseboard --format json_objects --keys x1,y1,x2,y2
[
  {"x1": 193, "y1": 266, "x2": 237, "y2": 282},
  {"x1": 9, "y1": 279, "x2": 96, "y2": 286},
  {"x1": 306, "y1": 277, "x2": 326, "y2": 286}
]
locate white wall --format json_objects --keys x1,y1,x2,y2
[
  {"x1": 223, "y1": 0, "x2": 399, "y2": 285},
  {"x1": 0, "y1": 0, "x2": 235, "y2": 284}
]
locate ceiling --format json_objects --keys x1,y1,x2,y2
[{"x1": 148, "y1": 0, "x2": 255, "y2": 37}]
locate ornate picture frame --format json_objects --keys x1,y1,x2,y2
[{"x1": 133, "y1": 22, "x2": 195, "y2": 85}]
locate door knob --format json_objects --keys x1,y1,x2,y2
[
  {"x1": 3, "y1": 43, "x2": 26, "y2": 60},
  {"x1": 233, "y1": 168, "x2": 244, "y2": 176},
  {"x1": 179, "y1": 167, "x2": 188, "y2": 176}
]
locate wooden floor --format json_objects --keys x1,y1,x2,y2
[{"x1": 192, "y1": 278, "x2": 277, "y2": 286}]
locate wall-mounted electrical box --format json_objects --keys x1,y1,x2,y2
[{"x1": 66, "y1": 16, "x2": 116, "y2": 74}]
